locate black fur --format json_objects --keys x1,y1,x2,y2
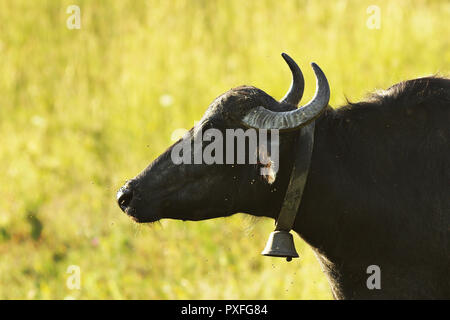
[{"x1": 298, "y1": 77, "x2": 450, "y2": 298}]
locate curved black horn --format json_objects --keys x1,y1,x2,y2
[
  {"x1": 279, "y1": 53, "x2": 305, "y2": 106},
  {"x1": 241, "y1": 61, "x2": 330, "y2": 132}
]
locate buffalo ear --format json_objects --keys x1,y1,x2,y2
[{"x1": 258, "y1": 145, "x2": 277, "y2": 184}]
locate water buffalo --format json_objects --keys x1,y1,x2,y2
[{"x1": 117, "y1": 53, "x2": 450, "y2": 299}]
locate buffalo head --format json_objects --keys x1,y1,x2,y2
[{"x1": 117, "y1": 53, "x2": 329, "y2": 224}]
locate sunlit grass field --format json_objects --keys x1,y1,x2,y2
[{"x1": 0, "y1": 0, "x2": 448, "y2": 299}]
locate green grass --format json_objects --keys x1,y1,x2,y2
[{"x1": 0, "y1": 0, "x2": 448, "y2": 299}]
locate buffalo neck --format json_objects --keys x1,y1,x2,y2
[{"x1": 292, "y1": 106, "x2": 381, "y2": 299}]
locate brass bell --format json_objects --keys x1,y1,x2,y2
[{"x1": 261, "y1": 231, "x2": 299, "y2": 262}]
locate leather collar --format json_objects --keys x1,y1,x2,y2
[{"x1": 275, "y1": 121, "x2": 315, "y2": 232}]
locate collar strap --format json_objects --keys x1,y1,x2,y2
[
  {"x1": 261, "y1": 122, "x2": 315, "y2": 261},
  {"x1": 276, "y1": 121, "x2": 315, "y2": 231}
]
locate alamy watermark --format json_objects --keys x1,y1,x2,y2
[
  {"x1": 170, "y1": 127, "x2": 279, "y2": 181},
  {"x1": 66, "y1": 5, "x2": 81, "y2": 30},
  {"x1": 366, "y1": 264, "x2": 381, "y2": 290},
  {"x1": 65, "y1": 264, "x2": 81, "y2": 299},
  {"x1": 366, "y1": 5, "x2": 381, "y2": 30}
]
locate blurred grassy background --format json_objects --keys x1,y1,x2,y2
[{"x1": 0, "y1": 0, "x2": 448, "y2": 299}]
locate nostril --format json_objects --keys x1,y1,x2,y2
[{"x1": 117, "y1": 187, "x2": 133, "y2": 211}]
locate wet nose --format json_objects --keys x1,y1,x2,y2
[{"x1": 117, "y1": 185, "x2": 134, "y2": 211}]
